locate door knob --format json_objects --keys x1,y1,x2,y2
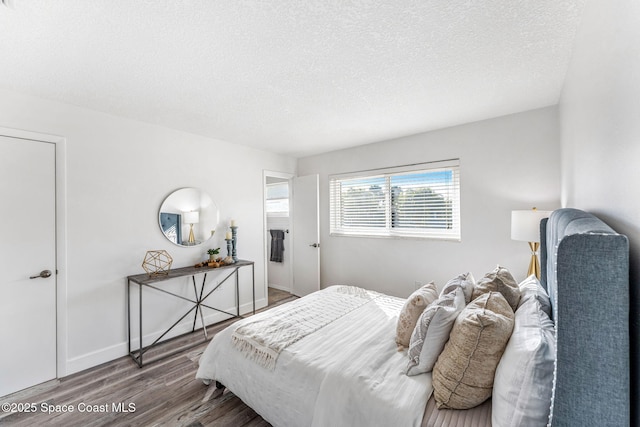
[
  {"x1": 309, "y1": 243, "x2": 320, "y2": 248},
  {"x1": 30, "y1": 270, "x2": 52, "y2": 279}
]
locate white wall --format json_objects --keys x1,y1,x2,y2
[
  {"x1": 0, "y1": 88, "x2": 296, "y2": 375},
  {"x1": 560, "y1": 0, "x2": 640, "y2": 216},
  {"x1": 559, "y1": 1, "x2": 640, "y2": 424},
  {"x1": 298, "y1": 106, "x2": 561, "y2": 298}
]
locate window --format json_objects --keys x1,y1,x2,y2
[
  {"x1": 329, "y1": 160, "x2": 460, "y2": 240},
  {"x1": 266, "y1": 182, "x2": 289, "y2": 215}
]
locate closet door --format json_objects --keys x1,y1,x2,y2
[
  {"x1": 292, "y1": 174, "x2": 320, "y2": 297},
  {"x1": 0, "y1": 135, "x2": 57, "y2": 396}
]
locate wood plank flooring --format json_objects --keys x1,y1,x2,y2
[{"x1": 0, "y1": 288, "x2": 296, "y2": 427}]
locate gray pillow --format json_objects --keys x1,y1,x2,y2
[
  {"x1": 405, "y1": 286, "x2": 466, "y2": 376},
  {"x1": 439, "y1": 272, "x2": 475, "y2": 304}
]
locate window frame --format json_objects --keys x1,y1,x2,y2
[{"x1": 329, "y1": 159, "x2": 461, "y2": 241}]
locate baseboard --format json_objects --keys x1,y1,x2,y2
[{"x1": 64, "y1": 297, "x2": 267, "y2": 376}]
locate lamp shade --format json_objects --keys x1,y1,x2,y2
[
  {"x1": 183, "y1": 211, "x2": 199, "y2": 224},
  {"x1": 511, "y1": 209, "x2": 552, "y2": 243}
]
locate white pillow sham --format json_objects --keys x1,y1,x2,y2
[
  {"x1": 492, "y1": 295, "x2": 555, "y2": 427},
  {"x1": 517, "y1": 274, "x2": 552, "y2": 317}
]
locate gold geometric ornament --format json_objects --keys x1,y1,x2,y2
[{"x1": 142, "y1": 250, "x2": 173, "y2": 276}]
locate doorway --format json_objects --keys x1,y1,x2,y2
[
  {"x1": 263, "y1": 171, "x2": 321, "y2": 302},
  {"x1": 263, "y1": 171, "x2": 293, "y2": 294}
]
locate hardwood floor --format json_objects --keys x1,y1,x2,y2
[
  {"x1": 0, "y1": 288, "x2": 295, "y2": 427},
  {"x1": 267, "y1": 287, "x2": 291, "y2": 306}
]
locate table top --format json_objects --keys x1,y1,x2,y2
[{"x1": 127, "y1": 259, "x2": 253, "y2": 285}]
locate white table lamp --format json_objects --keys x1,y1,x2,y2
[{"x1": 184, "y1": 211, "x2": 200, "y2": 244}]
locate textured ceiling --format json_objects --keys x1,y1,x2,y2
[{"x1": 0, "y1": 1, "x2": 585, "y2": 157}]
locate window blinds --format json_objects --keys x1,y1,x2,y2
[{"x1": 329, "y1": 160, "x2": 460, "y2": 240}]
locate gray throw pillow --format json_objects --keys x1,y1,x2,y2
[
  {"x1": 439, "y1": 271, "x2": 475, "y2": 304},
  {"x1": 405, "y1": 286, "x2": 466, "y2": 375}
]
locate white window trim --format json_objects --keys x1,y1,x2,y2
[
  {"x1": 266, "y1": 182, "x2": 290, "y2": 216},
  {"x1": 329, "y1": 159, "x2": 461, "y2": 241}
]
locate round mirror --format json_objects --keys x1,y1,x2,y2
[{"x1": 158, "y1": 188, "x2": 219, "y2": 247}]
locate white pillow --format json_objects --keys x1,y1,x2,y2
[
  {"x1": 492, "y1": 296, "x2": 555, "y2": 427},
  {"x1": 439, "y1": 271, "x2": 475, "y2": 304},
  {"x1": 517, "y1": 274, "x2": 552, "y2": 317},
  {"x1": 405, "y1": 286, "x2": 466, "y2": 376}
]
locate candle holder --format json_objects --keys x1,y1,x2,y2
[
  {"x1": 231, "y1": 226, "x2": 238, "y2": 262},
  {"x1": 225, "y1": 238, "x2": 233, "y2": 261}
]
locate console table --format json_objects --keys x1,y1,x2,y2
[{"x1": 126, "y1": 259, "x2": 255, "y2": 367}]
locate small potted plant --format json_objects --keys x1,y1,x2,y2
[{"x1": 207, "y1": 248, "x2": 221, "y2": 261}]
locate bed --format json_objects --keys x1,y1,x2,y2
[{"x1": 196, "y1": 208, "x2": 634, "y2": 426}]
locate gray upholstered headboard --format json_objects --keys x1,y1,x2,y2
[{"x1": 540, "y1": 208, "x2": 630, "y2": 427}]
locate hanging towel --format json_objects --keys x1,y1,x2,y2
[{"x1": 270, "y1": 229, "x2": 285, "y2": 262}]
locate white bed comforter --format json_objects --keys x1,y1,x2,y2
[
  {"x1": 196, "y1": 286, "x2": 433, "y2": 427},
  {"x1": 230, "y1": 286, "x2": 378, "y2": 370}
]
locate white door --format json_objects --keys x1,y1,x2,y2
[
  {"x1": 0, "y1": 135, "x2": 57, "y2": 396},
  {"x1": 292, "y1": 174, "x2": 320, "y2": 297}
]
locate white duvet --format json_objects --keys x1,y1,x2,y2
[{"x1": 196, "y1": 286, "x2": 433, "y2": 427}]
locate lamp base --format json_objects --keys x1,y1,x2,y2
[
  {"x1": 527, "y1": 241, "x2": 541, "y2": 279},
  {"x1": 188, "y1": 224, "x2": 195, "y2": 244}
]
